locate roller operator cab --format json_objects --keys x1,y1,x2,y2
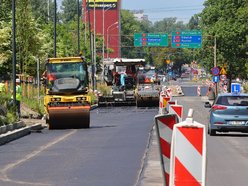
[{"x1": 43, "y1": 57, "x2": 91, "y2": 129}]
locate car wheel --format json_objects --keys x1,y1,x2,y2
[{"x1": 208, "y1": 123, "x2": 216, "y2": 136}]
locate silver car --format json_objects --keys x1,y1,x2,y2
[{"x1": 205, "y1": 93, "x2": 248, "y2": 136}]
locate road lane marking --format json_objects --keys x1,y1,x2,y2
[{"x1": 0, "y1": 129, "x2": 77, "y2": 185}]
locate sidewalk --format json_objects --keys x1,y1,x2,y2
[{"x1": 140, "y1": 125, "x2": 164, "y2": 186}]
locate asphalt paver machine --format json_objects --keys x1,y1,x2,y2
[{"x1": 99, "y1": 58, "x2": 145, "y2": 106}]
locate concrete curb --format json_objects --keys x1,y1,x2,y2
[{"x1": 0, "y1": 123, "x2": 43, "y2": 146}]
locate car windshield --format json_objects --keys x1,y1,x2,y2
[
  {"x1": 47, "y1": 62, "x2": 87, "y2": 82},
  {"x1": 216, "y1": 95, "x2": 248, "y2": 106}
]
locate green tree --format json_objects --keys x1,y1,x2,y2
[
  {"x1": 0, "y1": 0, "x2": 12, "y2": 79},
  {"x1": 30, "y1": 0, "x2": 50, "y2": 24},
  {"x1": 200, "y1": 0, "x2": 248, "y2": 79},
  {"x1": 61, "y1": 0, "x2": 82, "y2": 23},
  {"x1": 16, "y1": 0, "x2": 49, "y2": 76},
  {"x1": 121, "y1": 10, "x2": 142, "y2": 58}
]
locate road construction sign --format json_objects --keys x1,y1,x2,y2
[{"x1": 219, "y1": 67, "x2": 227, "y2": 75}]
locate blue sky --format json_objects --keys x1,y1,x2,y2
[
  {"x1": 57, "y1": 0, "x2": 206, "y2": 23},
  {"x1": 121, "y1": 0, "x2": 206, "y2": 23}
]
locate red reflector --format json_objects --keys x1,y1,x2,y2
[
  {"x1": 212, "y1": 105, "x2": 227, "y2": 111},
  {"x1": 214, "y1": 122, "x2": 224, "y2": 124}
]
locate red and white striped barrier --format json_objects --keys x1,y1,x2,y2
[
  {"x1": 166, "y1": 100, "x2": 177, "y2": 113},
  {"x1": 170, "y1": 109, "x2": 206, "y2": 186},
  {"x1": 197, "y1": 86, "x2": 201, "y2": 96},
  {"x1": 154, "y1": 114, "x2": 179, "y2": 186},
  {"x1": 170, "y1": 105, "x2": 183, "y2": 122},
  {"x1": 159, "y1": 91, "x2": 171, "y2": 114},
  {"x1": 223, "y1": 85, "x2": 228, "y2": 93},
  {"x1": 166, "y1": 88, "x2": 172, "y2": 97}
]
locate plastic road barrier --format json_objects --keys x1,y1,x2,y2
[
  {"x1": 170, "y1": 109, "x2": 206, "y2": 186},
  {"x1": 154, "y1": 114, "x2": 179, "y2": 186},
  {"x1": 159, "y1": 91, "x2": 171, "y2": 114},
  {"x1": 166, "y1": 100, "x2": 177, "y2": 113},
  {"x1": 223, "y1": 85, "x2": 228, "y2": 93},
  {"x1": 170, "y1": 105, "x2": 183, "y2": 122},
  {"x1": 197, "y1": 86, "x2": 201, "y2": 96}
]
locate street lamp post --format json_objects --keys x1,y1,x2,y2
[
  {"x1": 102, "y1": 5, "x2": 112, "y2": 60},
  {"x1": 106, "y1": 21, "x2": 118, "y2": 58},
  {"x1": 54, "y1": 0, "x2": 57, "y2": 57},
  {"x1": 12, "y1": 0, "x2": 16, "y2": 104},
  {"x1": 77, "y1": 0, "x2": 80, "y2": 55}
]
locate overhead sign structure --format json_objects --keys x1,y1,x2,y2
[
  {"x1": 171, "y1": 30, "x2": 202, "y2": 48},
  {"x1": 134, "y1": 33, "x2": 169, "y2": 47},
  {"x1": 231, "y1": 83, "x2": 241, "y2": 94}
]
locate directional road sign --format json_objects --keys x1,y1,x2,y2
[
  {"x1": 171, "y1": 30, "x2": 202, "y2": 48},
  {"x1": 134, "y1": 33, "x2": 168, "y2": 47}
]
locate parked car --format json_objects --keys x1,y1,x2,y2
[{"x1": 205, "y1": 93, "x2": 248, "y2": 136}]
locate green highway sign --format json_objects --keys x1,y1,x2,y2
[
  {"x1": 171, "y1": 30, "x2": 202, "y2": 48},
  {"x1": 172, "y1": 31, "x2": 202, "y2": 36},
  {"x1": 171, "y1": 43, "x2": 202, "y2": 48},
  {"x1": 134, "y1": 33, "x2": 168, "y2": 47}
]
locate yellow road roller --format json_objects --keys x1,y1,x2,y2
[{"x1": 43, "y1": 57, "x2": 91, "y2": 129}]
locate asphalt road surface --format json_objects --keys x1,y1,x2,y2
[
  {"x1": 1, "y1": 85, "x2": 248, "y2": 186},
  {"x1": 0, "y1": 107, "x2": 157, "y2": 186},
  {"x1": 175, "y1": 96, "x2": 248, "y2": 186}
]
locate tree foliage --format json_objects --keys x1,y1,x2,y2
[
  {"x1": 200, "y1": 0, "x2": 248, "y2": 79},
  {"x1": 0, "y1": 0, "x2": 246, "y2": 81}
]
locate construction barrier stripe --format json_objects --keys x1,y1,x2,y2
[
  {"x1": 158, "y1": 117, "x2": 174, "y2": 131},
  {"x1": 170, "y1": 105, "x2": 183, "y2": 121},
  {"x1": 160, "y1": 138, "x2": 171, "y2": 158},
  {"x1": 174, "y1": 128, "x2": 203, "y2": 183},
  {"x1": 162, "y1": 154, "x2": 171, "y2": 174},
  {"x1": 178, "y1": 127, "x2": 203, "y2": 154},
  {"x1": 165, "y1": 172, "x2": 170, "y2": 186},
  {"x1": 175, "y1": 158, "x2": 201, "y2": 186}
]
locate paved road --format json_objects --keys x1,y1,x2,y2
[
  {"x1": 1, "y1": 87, "x2": 248, "y2": 186},
  {"x1": 175, "y1": 96, "x2": 248, "y2": 186},
  {"x1": 0, "y1": 107, "x2": 157, "y2": 186}
]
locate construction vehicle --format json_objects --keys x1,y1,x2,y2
[
  {"x1": 98, "y1": 58, "x2": 145, "y2": 106},
  {"x1": 43, "y1": 57, "x2": 91, "y2": 129},
  {"x1": 135, "y1": 66, "x2": 161, "y2": 107}
]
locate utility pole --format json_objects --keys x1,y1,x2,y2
[
  {"x1": 12, "y1": 0, "x2": 16, "y2": 104},
  {"x1": 77, "y1": 0, "x2": 80, "y2": 55},
  {"x1": 214, "y1": 36, "x2": 217, "y2": 95},
  {"x1": 93, "y1": 0, "x2": 96, "y2": 90},
  {"x1": 54, "y1": 0, "x2": 57, "y2": 57},
  {"x1": 86, "y1": 0, "x2": 94, "y2": 90},
  {"x1": 47, "y1": 0, "x2": 50, "y2": 22},
  {"x1": 214, "y1": 36, "x2": 217, "y2": 67}
]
